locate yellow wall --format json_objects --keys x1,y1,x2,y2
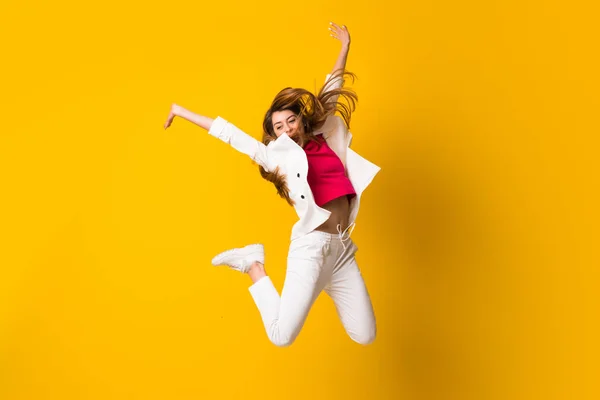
[{"x1": 1, "y1": 1, "x2": 598, "y2": 399}]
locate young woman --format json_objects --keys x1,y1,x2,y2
[{"x1": 163, "y1": 22, "x2": 380, "y2": 347}]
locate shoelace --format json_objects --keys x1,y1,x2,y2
[{"x1": 336, "y1": 222, "x2": 356, "y2": 251}]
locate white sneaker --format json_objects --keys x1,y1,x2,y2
[{"x1": 210, "y1": 243, "x2": 265, "y2": 273}]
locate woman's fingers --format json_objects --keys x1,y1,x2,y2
[
  {"x1": 329, "y1": 22, "x2": 348, "y2": 33},
  {"x1": 164, "y1": 111, "x2": 175, "y2": 129},
  {"x1": 164, "y1": 104, "x2": 180, "y2": 130},
  {"x1": 328, "y1": 26, "x2": 338, "y2": 39},
  {"x1": 329, "y1": 22, "x2": 341, "y2": 35},
  {"x1": 329, "y1": 22, "x2": 349, "y2": 41}
]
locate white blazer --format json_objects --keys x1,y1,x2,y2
[{"x1": 207, "y1": 78, "x2": 381, "y2": 241}]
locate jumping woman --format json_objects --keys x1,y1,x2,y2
[{"x1": 163, "y1": 22, "x2": 380, "y2": 347}]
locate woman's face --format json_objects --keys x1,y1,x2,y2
[{"x1": 272, "y1": 110, "x2": 302, "y2": 138}]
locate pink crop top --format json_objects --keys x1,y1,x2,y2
[{"x1": 304, "y1": 134, "x2": 356, "y2": 207}]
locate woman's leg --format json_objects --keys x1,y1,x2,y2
[
  {"x1": 247, "y1": 235, "x2": 331, "y2": 347},
  {"x1": 248, "y1": 261, "x2": 267, "y2": 283},
  {"x1": 325, "y1": 240, "x2": 377, "y2": 345}
]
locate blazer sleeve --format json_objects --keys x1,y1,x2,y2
[{"x1": 208, "y1": 116, "x2": 272, "y2": 171}]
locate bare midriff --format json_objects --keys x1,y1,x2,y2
[{"x1": 314, "y1": 195, "x2": 352, "y2": 234}]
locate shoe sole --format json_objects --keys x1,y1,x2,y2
[{"x1": 211, "y1": 243, "x2": 265, "y2": 266}]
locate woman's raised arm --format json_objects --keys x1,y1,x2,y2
[
  {"x1": 322, "y1": 22, "x2": 352, "y2": 102},
  {"x1": 163, "y1": 103, "x2": 272, "y2": 171},
  {"x1": 164, "y1": 103, "x2": 213, "y2": 131},
  {"x1": 329, "y1": 22, "x2": 351, "y2": 75}
]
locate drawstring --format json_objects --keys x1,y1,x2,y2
[{"x1": 336, "y1": 222, "x2": 356, "y2": 250}]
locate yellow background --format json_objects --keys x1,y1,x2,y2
[{"x1": 1, "y1": 0, "x2": 598, "y2": 399}]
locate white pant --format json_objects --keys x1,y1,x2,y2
[{"x1": 248, "y1": 229, "x2": 376, "y2": 347}]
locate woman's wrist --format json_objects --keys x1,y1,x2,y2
[{"x1": 172, "y1": 104, "x2": 183, "y2": 117}]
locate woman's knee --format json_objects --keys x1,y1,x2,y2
[
  {"x1": 352, "y1": 324, "x2": 377, "y2": 345},
  {"x1": 269, "y1": 331, "x2": 299, "y2": 347}
]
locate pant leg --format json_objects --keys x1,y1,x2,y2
[
  {"x1": 325, "y1": 239, "x2": 377, "y2": 345},
  {"x1": 248, "y1": 232, "x2": 331, "y2": 347}
]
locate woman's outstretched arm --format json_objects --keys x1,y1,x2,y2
[
  {"x1": 322, "y1": 22, "x2": 352, "y2": 102},
  {"x1": 329, "y1": 22, "x2": 351, "y2": 75},
  {"x1": 164, "y1": 103, "x2": 213, "y2": 130},
  {"x1": 163, "y1": 103, "x2": 272, "y2": 170}
]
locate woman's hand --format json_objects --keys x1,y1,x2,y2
[
  {"x1": 164, "y1": 103, "x2": 180, "y2": 130},
  {"x1": 163, "y1": 104, "x2": 215, "y2": 131},
  {"x1": 329, "y1": 22, "x2": 351, "y2": 49}
]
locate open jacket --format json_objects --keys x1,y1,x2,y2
[{"x1": 207, "y1": 76, "x2": 381, "y2": 241}]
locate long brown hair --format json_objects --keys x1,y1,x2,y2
[{"x1": 259, "y1": 69, "x2": 358, "y2": 206}]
